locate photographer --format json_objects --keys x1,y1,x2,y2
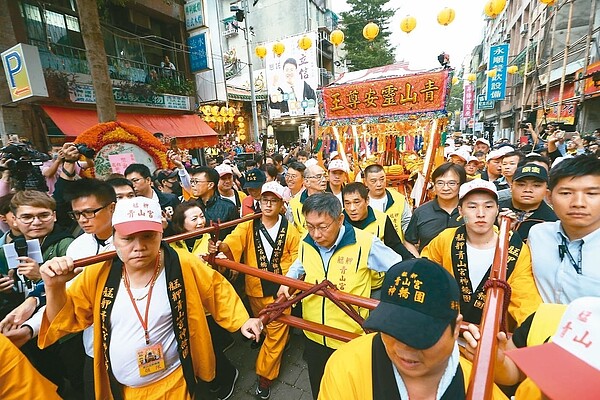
[
  {"x1": 0, "y1": 141, "x2": 51, "y2": 193},
  {"x1": 520, "y1": 122, "x2": 539, "y2": 148}
]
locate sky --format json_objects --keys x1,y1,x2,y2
[{"x1": 329, "y1": 0, "x2": 490, "y2": 71}]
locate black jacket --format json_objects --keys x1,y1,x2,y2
[{"x1": 198, "y1": 192, "x2": 239, "y2": 240}]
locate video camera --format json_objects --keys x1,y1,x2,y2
[{"x1": 0, "y1": 142, "x2": 50, "y2": 191}]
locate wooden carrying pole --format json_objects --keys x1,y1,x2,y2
[
  {"x1": 466, "y1": 216, "x2": 511, "y2": 399},
  {"x1": 71, "y1": 213, "x2": 262, "y2": 268}
]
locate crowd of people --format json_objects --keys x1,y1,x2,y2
[{"x1": 0, "y1": 127, "x2": 599, "y2": 400}]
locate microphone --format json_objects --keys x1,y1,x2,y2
[{"x1": 13, "y1": 236, "x2": 32, "y2": 289}]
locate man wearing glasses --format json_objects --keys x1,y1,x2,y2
[
  {"x1": 210, "y1": 182, "x2": 300, "y2": 399},
  {"x1": 1, "y1": 180, "x2": 117, "y2": 399},
  {"x1": 288, "y1": 164, "x2": 328, "y2": 235},
  {"x1": 189, "y1": 166, "x2": 238, "y2": 240},
  {"x1": 124, "y1": 164, "x2": 180, "y2": 219},
  {"x1": 278, "y1": 193, "x2": 403, "y2": 399},
  {"x1": 0, "y1": 190, "x2": 77, "y2": 395}
]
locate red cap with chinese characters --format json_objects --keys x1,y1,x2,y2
[
  {"x1": 112, "y1": 197, "x2": 163, "y2": 236},
  {"x1": 506, "y1": 296, "x2": 600, "y2": 400}
]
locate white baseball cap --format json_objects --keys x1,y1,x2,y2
[
  {"x1": 329, "y1": 151, "x2": 340, "y2": 160},
  {"x1": 328, "y1": 159, "x2": 348, "y2": 172},
  {"x1": 506, "y1": 297, "x2": 600, "y2": 400},
  {"x1": 475, "y1": 137, "x2": 491, "y2": 147},
  {"x1": 112, "y1": 197, "x2": 163, "y2": 235},
  {"x1": 467, "y1": 156, "x2": 480, "y2": 164},
  {"x1": 261, "y1": 181, "x2": 285, "y2": 199},
  {"x1": 458, "y1": 178, "x2": 498, "y2": 200},
  {"x1": 215, "y1": 164, "x2": 233, "y2": 176},
  {"x1": 449, "y1": 150, "x2": 469, "y2": 162},
  {"x1": 485, "y1": 149, "x2": 505, "y2": 162}
]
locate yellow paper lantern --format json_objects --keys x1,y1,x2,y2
[
  {"x1": 400, "y1": 15, "x2": 417, "y2": 34},
  {"x1": 238, "y1": 122, "x2": 245, "y2": 129},
  {"x1": 219, "y1": 106, "x2": 227, "y2": 116},
  {"x1": 227, "y1": 107, "x2": 236, "y2": 116},
  {"x1": 437, "y1": 7, "x2": 456, "y2": 26},
  {"x1": 298, "y1": 35, "x2": 312, "y2": 51},
  {"x1": 362, "y1": 22, "x2": 379, "y2": 41},
  {"x1": 507, "y1": 65, "x2": 519, "y2": 74},
  {"x1": 237, "y1": 116, "x2": 244, "y2": 122},
  {"x1": 452, "y1": 76, "x2": 459, "y2": 85},
  {"x1": 466, "y1": 73, "x2": 477, "y2": 82},
  {"x1": 238, "y1": 128, "x2": 245, "y2": 135},
  {"x1": 272, "y1": 42, "x2": 285, "y2": 57},
  {"x1": 239, "y1": 134, "x2": 246, "y2": 141},
  {"x1": 484, "y1": 0, "x2": 506, "y2": 18},
  {"x1": 330, "y1": 29, "x2": 344, "y2": 46},
  {"x1": 540, "y1": 0, "x2": 555, "y2": 5},
  {"x1": 211, "y1": 105, "x2": 220, "y2": 115},
  {"x1": 201, "y1": 106, "x2": 211, "y2": 115},
  {"x1": 216, "y1": 116, "x2": 223, "y2": 123},
  {"x1": 255, "y1": 45, "x2": 267, "y2": 59},
  {"x1": 486, "y1": 69, "x2": 497, "y2": 78}
]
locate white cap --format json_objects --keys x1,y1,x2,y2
[
  {"x1": 449, "y1": 150, "x2": 469, "y2": 162},
  {"x1": 475, "y1": 137, "x2": 491, "y2": 147},
  {"x1": 215, "y1": 164, "x2": 233, "y2": 176},
  {"x1": 329, "y1": 151, "x2": 340, "y2": 160},
  {"x1": 467, "y1": 156, "x2": 480, "y2": 164},
  {"x1": 304, "y1": 158, "x2": 318, "y2": 168},
  {"x1": 458, "y1": 179, "x2": 498, "y2": 200},
  {"x1": 261, "y1": 181, "x2": 285, "y2": 199},
  {"x1": 506, "y1": 297, "x2": 600, "y2": 400},
  {"x1": 328, "y1": 159, "x2": 348, "y2": 172},
  {"x1": 112, "y1": 197, "x2": 163, "y2": 236},
  {"x1": 485, "y1": 149, "x2": 505, "y2": 162}
]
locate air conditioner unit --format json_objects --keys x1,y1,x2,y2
[{"x1": 520, "y1": 23, "x2": 528, "y2": 35}]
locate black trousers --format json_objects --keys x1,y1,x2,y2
[
  {"x1": 206, "y1": 315, "x2": 236, "y2": 389},
  {"x1": 303, "y1": 337, "x2": 335, "y2": 400}
]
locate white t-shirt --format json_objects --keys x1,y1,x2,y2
[
  {"x1": 259, "y1": 216, "x2": 281, "y2": 260},
  {"x1": 110, "y1": 269, "x2": 180, "y2": 387},
  {"x1": 466, "y1": 244, "x2": 495, "y2": 289},
  {"x1": 369, "y1": 195, "x2": 387, "y2": 213}
]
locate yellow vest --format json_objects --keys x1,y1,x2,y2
[
  {"x1": 382, "y1": 188, "x2": 406, "y2": 241},
  {"x1": 289, "y1": 190, "x2": 308, "y2": 236},
  {"x1": 348, "y1": 207, "x2": 388, "y2": 290},
  {"x1": 300, "y1": 223, "x2": 373, "y2": 349},
  {"x1": 515, "y1": 303, "x2": 567, "y2": 400}
]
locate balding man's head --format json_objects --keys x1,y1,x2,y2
[{"x1": 304, "y1": 165, "x2": 328, "y2": 194}]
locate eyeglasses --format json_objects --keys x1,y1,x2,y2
[
  {"x1": 67, "y1": 204, "x2": 110, "y2": 220},
  {"x1": 285, "y1": 174, "x2": 301, "y2": 180},
  {"x1": 434, "y1": 181, "x2": 459, "y2": 188},
  {"x1": 306, "y1": 174, "x2": 327, "y2": 181},
  {"x1": 16, "y1": 212, "x2": 54, "y2": 224},
  {"x1": 190, "y1": 179, "x2": 210, "y2": 185},
  {"x1": 260, "y1": 198, "x2": 281, "y2": 205},
  {"x1": 304, "y1": 217, "x2": 339, "y2": 234}
]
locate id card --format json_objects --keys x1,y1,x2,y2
[{"x1": 137, "y1": 343, "x2": 166, "y2": 377}]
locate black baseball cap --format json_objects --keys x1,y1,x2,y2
[
  {"x1": 243, "y1": 168, "x2": 266, "y2": 189},
  {"x1": 154, "y1": 169, "x2": 177, "y2": 183},
  {"x1": 513, "y1": 164, "x2": 548, "y2": 182},
  {"x1": 363, "y1": 259, "x2": 460, "y2": 350}
]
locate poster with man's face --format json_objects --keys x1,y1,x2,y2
[{"x1": 265, "y1": 31, "x2": 318, "y2": 120}]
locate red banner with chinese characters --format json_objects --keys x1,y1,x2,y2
[
  {"x1": 537, "y1": 82, "x2": 576, "y2": 124},
  {"x1": 321, "y1": 70, "x2": 450, "y2": 122},
  {"x1": 580, "y1": 61, "x2": 600, "y2": 97}
]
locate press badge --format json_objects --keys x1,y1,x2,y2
[{"x1": 137, "y1": 343, "x2": 166, "y2": 377}]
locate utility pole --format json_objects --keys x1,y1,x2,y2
[{"x1": 242, "y1": 0, "x2": 260, "y2": 143}]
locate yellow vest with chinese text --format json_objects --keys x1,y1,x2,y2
[
  {"x1": 300, "y1": 223, "x2": 372, "y2": 349},
  {"x1": 383, "y1": 188, "x2": 406, "y2": 241},
  {"x1": 361, "y1": 208, "x2": 388, "y2": 290}
]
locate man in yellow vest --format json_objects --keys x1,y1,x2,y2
[
  {"x1": 288, "y1": 164, "x2": 327, "y2": 235},
  {"x1": 278, "y1": 193, "x2": 403, "y2": 399},
  {"x1": 363, "y1": 164, "x2": 412, "y2": 240},
  {"x1": 342, "y1": 182, "x2": 414, "y2": 297},
  {"x1": 319, "y1": 259, "x2": 508, "y2": 400}
]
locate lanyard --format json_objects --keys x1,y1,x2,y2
[
  {"x1": 123, "y1": 253, "x2": 161, "y2": 345},
  {"x1": 559, "y1": 236, "x2": 583, "y2": 275}
]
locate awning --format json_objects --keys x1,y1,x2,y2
[{"x1": 41, "y1": 106, "x2": 218, "y2": 147}]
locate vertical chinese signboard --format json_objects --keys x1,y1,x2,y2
[
  {"x1": 188, "y1": 32, "x2": 209, "y2": 72},
  {"x1": 265, "y1": 32, "x2": 319, "y2": 120},
  {"x1": 463, "y1": 83, "x2": 474, "y2": 119},
  {"x1": 184, "y1": 0, "x2": 205, "y2": 30},
  {"x1": 320, "y1": 69, "x2": 450, "y2": 124},
  {"x1": 486, "y1": 43, "x2": 509, "y2": 101}
]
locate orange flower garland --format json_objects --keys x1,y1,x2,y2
[{"x1": 75, "y1": 121, "x2": 168, "y2": 175}]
